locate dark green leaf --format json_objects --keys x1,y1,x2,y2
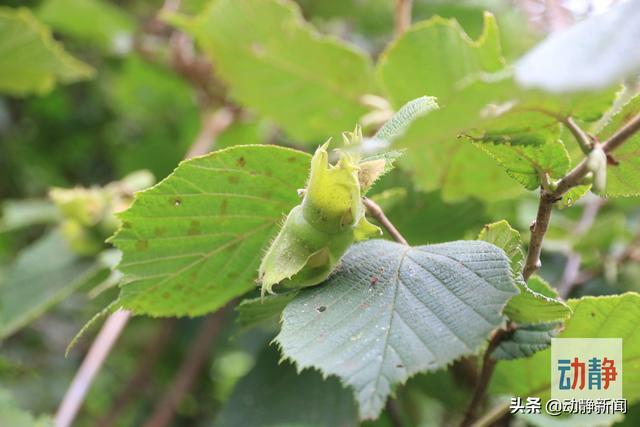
[
  {"x1": 215, "y1": 346, "x2": 357, "y2": 427},
  {"x1": 277, "y1": 239, "x2": 517, "y2": 419}
]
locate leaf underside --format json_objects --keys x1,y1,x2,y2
[{"x1": 276, "y1": 239, "x2": 517, "y2": 419}]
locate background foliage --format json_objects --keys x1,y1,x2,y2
[{"x1": 1, "y1": 1, "x2": 639, "y2": 426}]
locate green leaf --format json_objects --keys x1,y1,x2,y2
[
  {"x1": 478, "y1": 220, "x2": 524, "y2": 274},
  {"x1": 235, "y1": 292, "x2": 298, "y2": 330},
  {"x1": 0, "y1": 230, "x2": 107, "y2": 339},
  {"x1": 478, "y1": 221, "x2": 570, "y2": 322},
  {"x1": 475, "y1": 140, "x2": 570, "y2": 191},
  {"x1": 598, "y1": 94, "x2": 640, "y2": 196},
  {"x1": 182, "y1": 0, "x2": 376, "y2": 141},
  {"x1": 392, "y1": 78, "x2": 524, "y2": 201},
  {"x1": 491, "y1": 293, "x2": 640, "y2": 403},
  {"x1": 559, "y1": 184, "x2": 591, "y2": 209},
  {"x1": 377, "y1": 12, "x2": 504, "y2": 107},
  {"x1": 0, "y1": 389, "x2": 53, "y2": 427},
  {"x1": 38, "y1": 0, "x2": 134, "y2": 52},
  {"x1": 0, "y1": 7, "x2": 94, "y2": 96},
  {"x1": 215, "y1": 346, "x2": 357, "y2": 427},
  {"x1": 276, "y1": 239, "x2": 517, "y2": 420},
  {"x1": 493, "y1": 322, "x2": 560, "y2": 360},
  {"x1": 373, "y1": 96, "x2": 439, "y2": 143},
  {"x1": 515, "y1": 0, "x2": 640, "y2": 92},
  {"x1": 111, "y1": 145, "x2": 310, "y2": 317},
  {"x1": 477, "y1": 221, "x2": 571, "y2": 324},
  {"x1": 503, "y1": 275, "x2": 572, "y2": 324}
]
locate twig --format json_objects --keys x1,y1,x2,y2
[
  {"x1": 522, "y1": 190, "x2": 555, "y2": 281},
  {"x1": 386, "y1": 399, "x2": 404, "y2": 427},
  {"x1": 470, "y1": 400, "x2": 511, "y2": 427},
  {"x1": 460, "y1": 328, "x2": 510, "y2": 427},
  {"x1": 363, "y1": 198, "x2": 409, "y2": 245},
  {"x1": 563, "y1": 116, "x2": 593, "y2": 154},
  {"x1": 95, "y1": 319, "x2": 177, "y2": 427},
  {"x1": 55, "y1": 310, "x2": 131, "y2": 427},
  {"x1": 142, "y1": 312, "x2": 226, "y2": 427},
  {"x1": 463, "y1": 113, "x2": 640, "y2": 425},
  {"x1": 185, "y1": 107, "x2": 236, "y2": 158},
  {"x1": 394, "y1": 0, "x2": 413, "y2": 38},
  {"x1": 524, "y1": 113, "x2": 640, "y2": 279}
]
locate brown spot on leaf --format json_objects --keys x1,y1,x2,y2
[
  {"x1": 187, "y1": 220, "x2": 201, "y2": 236},
  {"x1": 153, "y1": 226, "x2": 166, "y2": 237},
  {"x1": 220, "y1": 199, "x2": 228, "y2": 215},
  {"x1": 287, "y1": 156, "x2": 297, "y2": 163},
  {"x1": 370, "y1": 276, "x2": 379, "y2": 287},
  {"x1": 162, "y1": 292, "x2": 171, "y2": 299},
  {"x1": 316, "y1": 306, "x2": 326, "y2": 313},
  {"x1": 122, "y1": 221, "x2": 132, "y2": 229},
  {"x1": 172, "y1": 197, "x2": 182, "y2": 207},
  {"x1": 228, "y1": 175, "x2": 240, "y2": 184},
  {"x1": 236, "y1": 157, "x2": 246, "y2": 168},
  {"x1": 136, "y1": 240, "x2": 149, "y2": 250}
]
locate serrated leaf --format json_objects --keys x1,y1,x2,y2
[
  {"x1": 38, "y1": 0, "x2": 134, "y2": 52},
  {"x1": 598, "y1": 94, "x2": 640, "y2": 196},
  {"x1": 183, "y1": 0, "x2": 376, "y2": 141},
  {"x1": 373, "y1": 96, "x2": 439, "y2": 143},
  {"x1": 493, "y1": 322, "x2": 560, "y2": 360},
  {"x1": 504, "y1": 275, "x2": 572, "y2": 324},
  {"x1": 235, "y1": 291, "x2": 298, "y2": 330},
  {"x1": 0, "y1": 7, "x2": 94, "y2": 96},
  {"x1": 515, "y1": 0, "x2": 640, "y2": 93},
  {"x1": 477, "y1": 221, "x2": 571, "y2": 324},
  {"x1": 111, "y1": 145, "x2": 310, "y2": 317},
  {"x1": 478, "y1": 220, "x2": 524, "y2": 274},
  {"x1": 377, "y1": 12, "x2": 504, "y2": 107},
  {"x1": 475, "y1": 140, "x2": 570, "y2": 191},
  {"x1": 559, "y1": 184, "x2": 591, "y2": 209},
  {"x1": 276, "y1": 239, "x2": 517, "y2": 420},
  {"x1": 375, "y1": 16, "x2": 520, "y2": 201},
  {"x1": 215, "y1": 346, "x2": 357, "y2": 427},
  {"x1": 391, "y1": 78, "x2": 524, "y2": 201},
  {"x1": 491, "y1": 293, "x2": 640, "y2": 403},
  {"x1": 0, "y1": 230, "x2": 108, "y2": 339}
]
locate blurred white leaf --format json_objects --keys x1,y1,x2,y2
[{"x1": 515, "y1": 0, "x2": 640, "y2": 93}]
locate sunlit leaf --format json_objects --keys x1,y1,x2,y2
[
  {"x1": 598, "y1": 94, "x2": 640, "y2": 196},
  {"x1": 179, "y1": 0, "x2": 376, "y2": 141},
  {"x1": 111, "y1": 145, "x2": 310, "y2": 317},
  {"x1": 0, "y1": 7, "x2": 94, "y2": 96}
]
